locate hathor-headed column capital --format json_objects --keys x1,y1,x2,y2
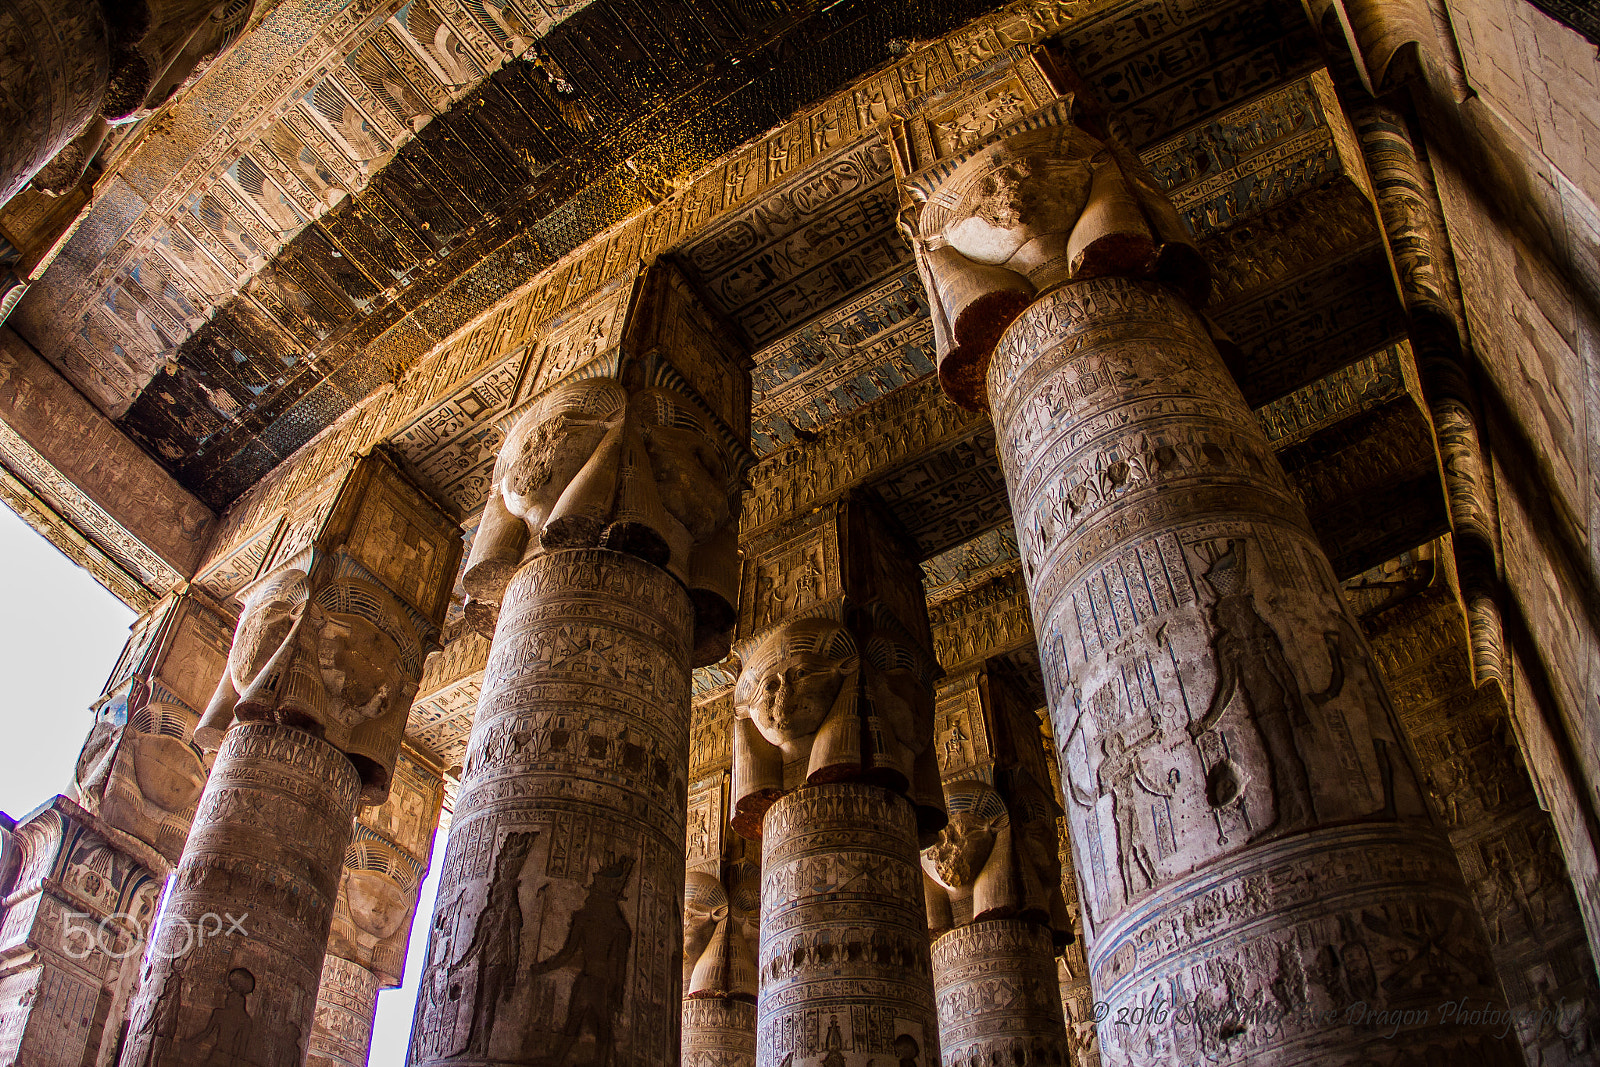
[
  {"x1": 461, "y1": 262, "x2": 752, "y2": 667},
  {"x1": 195, "y1": 451, "x2": 461, "y2": 804},
  {"x1": 890, "y1": 51, "x2": 1207, "y2": 410}
]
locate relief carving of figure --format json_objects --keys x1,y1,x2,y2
[
  {"x1": 1067, "y1": 729, "x2": 1178, "y2": 902},
  {"x1": 1187, "y1": 540, "x2": 1316, "y2": 834},
  {"x1": 528, "y1": 856, "x2": 637, "y2": 1067},
  {"x1": 451, "y1": 831, "x2": 535, "y2": 1058},
  {"x1": 895, "y1": 93, "x2": 1205, "y2": 408},
  {"x1": 189, "y1": 967, "x2": 255, "y2": 1067},
  {"x1": 462, "y1": 376, "x2": 743, "y2": 664},
  {"x1": 194, "y1": 565, "x2": 417, "y2": 800}
]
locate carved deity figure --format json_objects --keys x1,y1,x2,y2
[
  {"x1": 530, "y1": 856, "x2": 637, "y2": 1067},
  {"x1": 190, "y1": 967, "x2": 255, "y2": 1067},
  {"x1": 1188, "y1": 540, "x2": 1317, "y2": 833},
  {"x1": 193, "y1": 566, "x2": 417, "y2": 800},
  {"x1": 462, "y1": 376, "x2": 742, "y2": 663},
  {"x1": 683, "y1": 860, "x2": 759, "y2": 998},
  {"x1": 452, "y1": 832, "x2": 535, "y2": 1057},
  {"x1": 1067, "y1": 730, "x2": 1179, "y2": 902},
  {"x1": 896, "y1": 94, "x2": 1204, "y2": 408}
]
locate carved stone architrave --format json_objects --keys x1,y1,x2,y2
[
  {"x1": 894, "y1": 67, "x2": 1520, "y2": 1062},
  {"x1": 0, "y1": 797, "x2": 166, "y2": 1067},
  {"x1": 409, "y1": 259, "x2": 750, "y2": 1067},
  {"x1": 116, "y1": 453, "x2": 458, "y2": 1067},
  {"x1": 1349, "y1": 101, "x2": 1506, "y2": 694},
  {"x1": 1363, "y1": 581, "x2": 1600, "y2": 1067}
]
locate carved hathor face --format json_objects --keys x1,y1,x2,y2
[
  {"x1": 736, "y1": 617, "x2": 858, "y2": 751},
  {"x1": 942, "y1": 147, "x2": 1095, "y2": 277},
  {"x1": 921, "y1": 779, "x2": 1007, "y2": 891},
  {"x1": 499, "y1": 378, "x2": 627, "y2": 525},
  {"x1": 229, "y1": 570, "x2": 327, "y2": 728},
  {"x1": 229, "y1": 571, "x2": 408, "y2": 734}
]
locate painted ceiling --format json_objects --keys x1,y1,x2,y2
[{"x1": 5, "y1": 0, "x2": 1357, "y2": 519}]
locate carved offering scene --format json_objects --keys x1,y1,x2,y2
[{"x1": 1, "y1": 1, "x2": 1599, "y2": 1066}]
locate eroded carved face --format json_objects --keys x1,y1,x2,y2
[
  {"x1": 922, "y1": 811, "x2": 997, "y2": 889},
  {"x1": 317, "y1": 612, "x2": 403, "y2": 728},
  {"x1": 642, "y1": 419, "x2": 731, "y2": 541},
  {"x1": 944, "y1": 152, "x2": 1094, "y2": 267},
  {"x1": 499, "y1": 381, "x2": 627, "y2": 521},
  {"x1": 347, "y1": 869, "x2": 411, "y2": 940},
  {"x1": 229, "y1": 571, "x2": 327, "y2": 727}
]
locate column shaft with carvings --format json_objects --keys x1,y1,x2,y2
[
  {"x1": 925, "y1": 668, "x2": 1072, "y2": 1067},
  {"x1": 683, "y1": 697, "x2": 758, "y2": 1067},
  {"x1": 733, "y1": 494, "x2": 946, "y2": 1067},
  {"x1": 408, "y1": 262, "x2": 749, "y2": 1067},
  {"x1": 117, "y1": 452, "x2": 459, "y2": 1067},
  {"x1": 0, "y1": 586, "x2": 234, "y2": 1067},
  {"x1": 311, "y1": 747, "x2": 446, "y2": 1066},
  {"x1": 894, "y1": 54, "x2": 1517, "y2": 1065}
]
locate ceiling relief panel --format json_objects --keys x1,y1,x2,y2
[
  {"x1": 869, "y1": 431, "x2": 1013, "y2": 560},
  {"x1": 13, "y1": 0, "x2": 1311, "y2": 515},
  {"x1": 15, "y1": 0, "x2": 571, "y2": 416}
]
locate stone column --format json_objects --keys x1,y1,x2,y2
[
  {"x1": 924, "y1": 670, "x2": 1073, "y2": 1067},
  {"x1": 311, "y1": 748, "x2": 446, "y2": 1066},
  {"x1": 893, "y1": 56, "x2": 1518, "y2": 1064},
  {"x1": 682, "y1": 754, "x2": 758, "y2": 1067},
  {"x1": 732, "y1": 494, "x2": 946, "y2": 1067},
  {"x1": 682, "y1": 842, "x2": 759, "y2": 1067},
  {"x1": 118, "y1": 452, "x2": 460, "y2": 1067},
  {"x1": 408, "y1": 263, "x2": 749, "y2": 1067},
  {"x1": 0, "y1": 587, "x2": 233, "y2": 1067}
]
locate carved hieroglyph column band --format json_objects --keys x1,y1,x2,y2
[
  {"x1": 410, "y1": 262, "x2": 750, "y2": 1067},
  {"x1": 311, "y1": 954, "x2": 382, "y2": 1067},
  {"x1": 760, "y1": 784, "x2": 938, "y2": 1067},
  {"x1": 123, "y1": 722, "x2": 361, "y2": 1067},
  {"x1": 409, "y1": 549, "x2": 693, "y2": 1067},
  {"x1": 930, "y1": 920, "x2": 1064, "y2": 1067},
  {"x1": 118, "y1": 453, "x2": 458, "y2": 1067},
  {"x1": 894, "y1": 57, "x2": 1518, "y2": 1065}
]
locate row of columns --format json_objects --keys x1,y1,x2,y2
[{"x1": 8, "y1": 48, "x2": 1547, "y2": 1067}]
